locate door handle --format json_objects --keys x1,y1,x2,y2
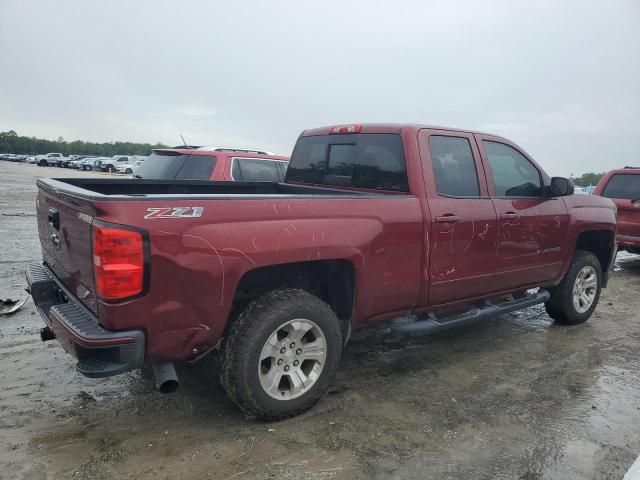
[
  {"x1": 500, "y1": 212, "x2": 519, "y2": 219},
  {"x1": 435, "y1": 215, "x2": 460, "y2": 223}
]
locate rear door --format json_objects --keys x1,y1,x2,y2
[
  {"x1": 475, "y1": 135, "x2": 569, "y2": 291},
  {"x1": 418, "y1": 129, "x2": 499, "y2": 305},
  {"x1": 599, "y1": 172, "x2": 640, "y2": 243}
]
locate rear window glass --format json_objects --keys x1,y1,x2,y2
[
  {"x1": 232, "y1": 158, "x2": 284, "y2": 182},
  {"x1": 602, "y1": 174, "x2": 640, "y2": 200},
  {"x1": 175, "y1": 156, "x2": 216, "y2": 180},
  {"x1": 135, "y1": 153, "x2": 216, "y2": 180},
  {"x1": 286, "y1": 134, "x2": 408, "y2": 192}
]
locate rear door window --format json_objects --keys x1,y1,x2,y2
[
  {"x1": 286, "y1": 133, "x2": 408, "y2": 191},
  {"x1": 232, "y1": 158, "x2": 283, "y2": 182},
  {"x1": 602, "y1": 174, "x2": 640, "y2": 200},
  {"x1": 428, "y1": 136, "x2": 480, "y2": 196}
]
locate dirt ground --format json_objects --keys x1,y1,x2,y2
[{"x1": 1, "y1": 161, "x2": 639, "y2": 480}]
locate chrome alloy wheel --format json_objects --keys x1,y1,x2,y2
[
  {"x1": 258, "y1": 318, "x2": 327, "y2": 400},
  {"x1": 572, "y1": 265, "x2": 598, "y2": 314}
]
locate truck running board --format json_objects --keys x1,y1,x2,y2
[{"x1": 390, "y1": 289, "x2": 550, "y2": 337}]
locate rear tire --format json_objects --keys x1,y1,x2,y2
[
  {"x1": 220, "y1": 289, "x2": 343, "y2": 420},
  {"x1": 545, "y1": 250, "x2": 602, "y2": 325}
]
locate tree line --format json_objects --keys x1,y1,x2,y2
[
  {"x1": 571, "y1": 172, "x2": 605, "y2": 187},
  {"x1": 0, "y1": 130, "x2": 167, "y2": 156}
]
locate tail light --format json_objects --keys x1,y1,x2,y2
[
  {"x1": 92, "y1": 223, "x2": 146, "y2": 301},
  {"x1": 329, "y1": 124, "x2": 361, "y2": 134}
]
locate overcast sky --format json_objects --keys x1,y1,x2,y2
[{"x1": 1, "y1": 0, "x2": 638, "y2": 176}]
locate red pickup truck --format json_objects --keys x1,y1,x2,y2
[
  {"x1": 593, "y1": 167, "x2": 640, "y2": 254},
  {"x1": 27, "y1": 124, "x2": 617, "y2": 419}
]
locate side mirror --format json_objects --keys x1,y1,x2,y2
[{"x1": 548, "y1": 177, "x2": 574, "y2": 197}]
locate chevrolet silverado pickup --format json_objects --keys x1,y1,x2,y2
[{"x1": 27, "y1": 123, "x2": 617, "y2": 419}]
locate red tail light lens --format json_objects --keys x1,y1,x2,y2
[
  {"x1": 329, "y1": 124, "x2": 361, "y2": 134},
  {"x1": 92, "y1": 224, "x2": 145, "y2": 300}
]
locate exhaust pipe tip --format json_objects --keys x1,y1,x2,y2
[
  {"x1": 153, "y1": 361, "x2": 179, "y2": 394},
  {"x1": 158, "y1": 378, "x2": 179, "y2": 394},
  {"x1": 40, "y1": 326, "x2": 56, "y2": 342}
]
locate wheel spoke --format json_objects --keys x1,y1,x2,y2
[
  {"x1": 301, "y1": 340, "x2": 326, "y2": 361},
  {"x1": 583, "y1": 275, "x2": 597, "y2": 289},
  {"x1": 262, "y1": 367, "x2": 282, "y2": 395},
  {"x1": 288, "y1": 370, "x2": 308, "y2": 395},
  {"x1": 286, "y1": 320, "x2": 312, "y2": 342},
  {"x1": 580, "y1": 292, "x2": 591, "y2": 307},
  {"x1": 260, "y1": 336, "x2": 281, "y2": 361}
]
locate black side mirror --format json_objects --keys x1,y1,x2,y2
[{"x1": 548, "y1": 177, "x2": 574, "y2": 197}]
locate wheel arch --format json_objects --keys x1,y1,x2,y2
[
  {"x1": 225, "y1": 259, "x2": 356, "y2": 343},
  {"x1": 574, "y1": 229, "x2": 616, "y2": 284}
]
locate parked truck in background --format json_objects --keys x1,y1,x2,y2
[
  {"x1": 27, "y1": 123, "x2": 616, "y2": 419},
  {"x1": 36, "y1": 153, "x2": 65, "y2": 167},
  {"x1": 594, "y1": 166, "x2": 640, "y2": 254}
]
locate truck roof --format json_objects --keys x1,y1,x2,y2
[{"x1": 301, "y1": 123, "x2": 508, "y2": 140}]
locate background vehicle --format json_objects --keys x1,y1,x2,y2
[
  {"x1": 81, "y1": 157, "x2": 106, "y2": 171},
  {"x1": 134, "y1": 147, "x2": 289, "y2": 181},
  {"x1": 594, "y1": 166, "x2": 640, "y2": 254},
  {"x1": 101, "y1": 155, "x2": 136, "y2": 172},
  {"x1": 116, "y1": 156, "x2": 148, "y2": 174},
  {"x1": 27, "y1": 123, "x2": 616, "y2": 420},
  {"x1": 37, "y1": 153, "x2": 64, "y2": 167},
  {"x1": 68, "y1": 155, "x2": 96, "y2": 169}
]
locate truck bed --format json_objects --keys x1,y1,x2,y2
[{"x1": 39, "y1": 178, "x2": 394, "y2": 199}]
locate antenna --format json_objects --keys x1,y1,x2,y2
[{"x1": 180, "y1": 134, "x2": 187, "y2": 147}]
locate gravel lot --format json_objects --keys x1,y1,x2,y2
[{"x1": 1, "y1": 161, "x2": 639, "y2": 480}]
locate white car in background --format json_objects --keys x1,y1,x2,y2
[
  {"x1": 36, "y1": 152, "x2": 64, "y2": 166},
  {"x1": 116, "y1": 156, "x2": 147, "y2": 175}
]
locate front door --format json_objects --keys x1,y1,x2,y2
[
  {"x1": 475, "y1": 135, "x2": 570, "y2": 291},
  {"x1": 418, "y1": 129, "x2": 499, "y2": 305}
]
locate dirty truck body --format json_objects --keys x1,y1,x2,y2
[{"x1": 27, "y1": 124, "x2": 617, "y2": 419}]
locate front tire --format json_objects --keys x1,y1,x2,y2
[
  {"x1": 545, "y1": 250, "x2": 602, "y2": 325},
  {"x1": 220, "y1": 289, "x2": 343, "y2": 420}
]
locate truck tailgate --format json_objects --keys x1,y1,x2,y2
[{"x1": 36, "y1": 184, "x2": 98, "y2": 314}]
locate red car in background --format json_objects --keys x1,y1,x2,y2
[
  {"x1": 594, "y1": 167, "x2": 640, "y2": 254},
  {"x1": 134, "y1": 147, "x2": 289, "y2": 182}
]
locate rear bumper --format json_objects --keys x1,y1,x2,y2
[{"x1": 25, "y1": 263, "x2": 145, "y2": 378}]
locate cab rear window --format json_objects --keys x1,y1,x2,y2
[
  {"x1": 286, "y1": 134, "x2": 408, "y2": 192},
  {"x1": 602, "y1": 174, "x2": 640, "y2": 200}
]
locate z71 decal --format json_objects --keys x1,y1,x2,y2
[{"x1": 144, "y1": 207, "x2": 204, "y2": 219}]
